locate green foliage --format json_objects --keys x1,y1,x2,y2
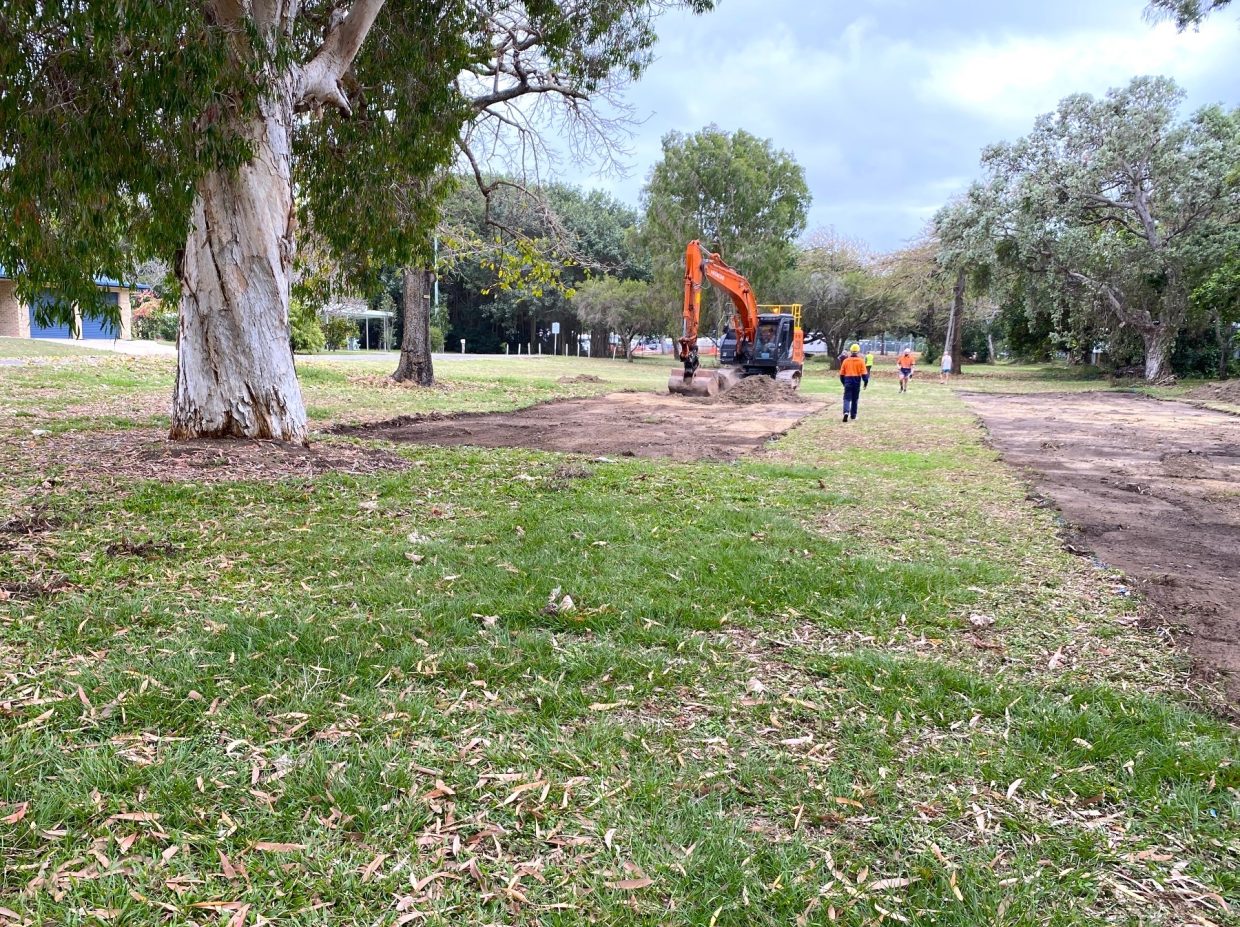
[
  {"x1": 0, "y1": 0, "x2": 714, "y2": 326},
  {"x1": 1145, "y1": 0, "x2": 1233, "y2": 27},
  {"x1": 777, "y1": 234, "x2": 902, "y2": 355},
  {"x1": 289, "y1": 300, "x2": 326, "y2": 354},
  {"x1": 641, "y1": 126, "x2": 811, "y2": 297},
  {"x1": 572, "y1": 276, "x2": 674, "y2": 357},
  {"x1": 436, "y1": 181, "x2": 649, "y2": 351},
  {"x1": 952, "y1": 77, "x2": 1240, "y2": 378},
  {"x1": 321, "y1": 316, "x2": 355, "y2": 352},
  {"x1": 429, "y1": 324, "x2": 446, "y2": 353},
  {"x1": 1191, "y1": 255, "x2": 1240, "y2": 326}
]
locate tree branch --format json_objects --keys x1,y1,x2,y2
[
  {"x1": 296, "y1": 0, "x2": 385, "y2": 115},
  {"x1": 1065, "y1": 270, "x2": 1152, "y2": 330}
]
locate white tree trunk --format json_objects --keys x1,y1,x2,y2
[
  {"x1": 1142, "y1": 326, "x2": 1175, "y2": 381},
  {"x1": 171, "y1": 90, "x2": 308, "y2": 442}
]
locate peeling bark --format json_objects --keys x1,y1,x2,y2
[
  {"x1": 171, "y1": 0, "x2": 385, "y2": 441},
  {"x1": 1142, "y1": 325, "x2": 1175, "y2": 381},
  {"x1": 172, "y1": 89, "x2": 308, "y2": 443}
]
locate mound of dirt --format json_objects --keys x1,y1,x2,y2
[
  {"x1": 1187, "y1": 380, "x2": 1240, "y2": 404},
  {"x1": 705, "y1": 376, "x2": 806, "y2": 405},
  {"x1": 557, "y1": 374, "x2": 603, "y2": 384}
]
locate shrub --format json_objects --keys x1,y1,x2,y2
[
  {"x1": 429, "y1": 324, "x2": 445, "y2": 353},
  {"x1": 289, "y1": 299, "x2": 325, "y2": 354},
  {"x1": 321, "y1": 316, "x2": 355, "y2": 351},
  {"x1": 132, "y1": 292, "x2": 178, "y2": 341}
]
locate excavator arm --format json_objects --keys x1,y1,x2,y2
[{"x1": 677, "y1": 240, "x2": 761, "y2": 377}]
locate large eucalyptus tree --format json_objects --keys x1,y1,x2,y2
[
  {"x1": 0, "y1": 0, "x2": 710, "y2": 441},
  {"x1": 980, "y1": 77, "x2": 1239, "y2": 380}
]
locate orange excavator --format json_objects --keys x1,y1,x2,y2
[{"x1": 668, "y1": 240, "x2": 805, "y2": 397}]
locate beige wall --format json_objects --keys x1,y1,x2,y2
[
  {"x1": 0, "y1": 279, "x2": 29, "y2": 338},
  {"x1": 113, "y1": 287, "x2": 133, "y2": 340}
]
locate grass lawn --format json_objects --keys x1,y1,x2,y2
[
  {"x1": 0, "y1": 338, "x2": 103, "y2": 360},
  {"x1": 0, "y1": 354, "x2": 1235, "y2": 927}
]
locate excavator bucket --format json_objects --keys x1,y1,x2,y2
[{"x1": 667, "y1": 366, "x2": 743, "y2": 398}]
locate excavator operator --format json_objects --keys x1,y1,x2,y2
[
  {"x1": 839, "y1": 343, "x2": 870, "y2": 422},
  {"x1": 754, "y1": 320, "x2": 780, "y2": 360}
]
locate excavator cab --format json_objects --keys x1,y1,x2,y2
[{"x1": 744, "y1": 306, "x2": 804, "y2": 386}]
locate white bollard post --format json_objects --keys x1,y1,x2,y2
[{"x1": 460, "y1": 339, "x2": 465, "y2": 355}]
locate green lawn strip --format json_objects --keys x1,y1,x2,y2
[
  {"x1": 2, "y1": 361, "x2": 1237, "y2": 926},
  {"x1": 0, "y1": 338, "x2": 104, "y2": 359}
]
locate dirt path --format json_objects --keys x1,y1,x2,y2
[
  {"x1": 962, "y1": 391, "x2": 1240, "y2": 702},
  {"x1": 335, "y1": 391, "x2": 825, "y2": 462}
]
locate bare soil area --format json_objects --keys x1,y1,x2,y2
[
  {"x1": 4, "y1": 429, "x2": 411, "y2": 494},
  {"x1": 962, "y1": 390, "x2": 1240, "y2": 701},
  {"x1": 334, "y1": 391, "x2": 825, "y2": 461}
]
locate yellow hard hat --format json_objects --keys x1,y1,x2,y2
[{"x1": 850, "y1": 343, "x2": 861, "y2": 353}]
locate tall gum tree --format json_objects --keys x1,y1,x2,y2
[
  {"x1": 978, "y1": 78, "x2": 1239, "y2": 380},
  {"x1": 0, "y1": 0, "x2": 713, "y2": 440}
]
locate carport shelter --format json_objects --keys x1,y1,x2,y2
[{"x1": 0, "y1": 269, "x2": 148, "y2": 340}]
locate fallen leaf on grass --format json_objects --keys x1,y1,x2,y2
[
  {"x1": 108, "y1": 812, "x2": 161, "y2": 823},
  {"x1": 588, "y1": 702, "x2": 629, "y2": 712},
  {"x1": 218, "y1": 849, "x2": 243, "y2": 880},
  {"x1": 500, "y1": 782, "x2": 546, "y2": 806},
  {"x1": 1006, "y1": 779, "x2": 1024, "y2": 799},
  {"x1": 605, "y1": 878, "x2": 654, "y2": 890},
  {"x1": 17, "y1": 709, "x2": 53, "y2": 729},
  {"x1": 867, "y1": 878, "x2": 913, "y2": 892},
  {"x1": 411, "y1": 870, "x2": 462, "y2": 893},
  {"x1": 1, "y1": 803, "x2": 28, "y2": 825},
  {"x1": 251, "y1": 842, "x2": 305, "y2": 852},
  {"x1": 423, "y1": 780, "x2": 455, "y2": 800},
  {"x1": 360, "y1": 852, "x2": 388, "y2": 882}
]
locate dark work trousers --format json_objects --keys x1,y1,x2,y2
[{"x1": 841, "y1": 376, "x2": 863, "y2": 419}]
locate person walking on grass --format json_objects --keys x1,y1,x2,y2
[
  {"x1": 897, "y1": 348, "x2": 915, "y2": 392},
  {"x1": 839, "y1": 343, "x2": 869, "y2": 422},
  {"x1": 864, "y1": 350, "x2": 875, "y2": 389},
  {"x1": 939, "y1": 351, "x2": 952, "y2": 384}
]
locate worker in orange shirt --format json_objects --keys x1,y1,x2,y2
[
  {"x1": 897, "y1": 348, "x2": 915, "y2": 393},
  {"x1": 839, "y1": 343, "x2": 870, "y2": 422}
]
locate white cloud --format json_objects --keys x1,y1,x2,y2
[
  {"x1": 552, "y1": 0, "x2": 1240, "y2": 251},
  {"x1": 920, "y1": 20, "x2": 1236, "y2": 127}
]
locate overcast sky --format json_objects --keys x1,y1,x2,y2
[{"x1": 555, "y1": 0, "x2": 1240, "y2": 253}]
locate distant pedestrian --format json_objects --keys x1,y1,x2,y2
[
  {"x1": 839, "y1": 343, "x2": 869, "y2": 422},
  {"x1": 864, "y1": 351, "x2": 875, "y2": 388},
  {"x1": 897, "y1": 348, "x2": 915, "y2": 392},
  {"x1": 939, "y1": 352, "x2": 953, "y2": 384}
]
